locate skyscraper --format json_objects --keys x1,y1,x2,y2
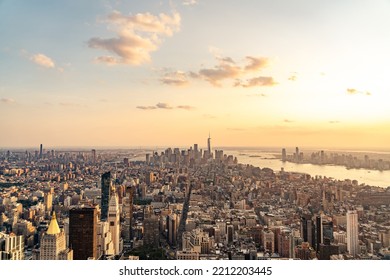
[
  {"x1": 227, "y1": 224, "x2": 234, "y2": 244},
  {"x1": 69, "y1": 206, "x2": 98, "y2": 260},
  {"x1": 282, "y1": 148, "x2": 287, "y2": 162},
  {"x1": 108, "y1": 193, "x2": 120, "y2": 255},
  {"x1": 295, "y1": 147, "x2": 299, "y2": 162},
  {"x1": 39, "y1": 144, "x2": 43, "y2": 159},
  {"x1": 347, "y1": 210, "x2": 359, "y2": 257},
  {"x1": 40, "y1": 212, "x2": 72, "y2": 260},
  {"x1": 207, "y1": 133, "x2": 211, "y2": 158},
  {"x1": 300, "y1": 214, "x2": 314, "y2": 247},
  {"x1": 194, "y1": 144, "x2": 198, "y2": 159},
  {"x1": 91, "y1": 149, "x2": 96, "y2": 163},
  {"x1": 101, "y1": 171, "x2": 111, "y2": 221},
  {"x1": 123, "y1": 186, "x2": 134, "y2": 243},
  {"x1": 167, "y1": 213, "x2": 178, "y2": 246},
  {"x1": 44, "y1": 186, "x2": 53, "y2": 214}
]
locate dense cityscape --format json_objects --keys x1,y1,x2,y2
[{"x1": 1, "y1": 136, "x2": 390, "y2": 260}]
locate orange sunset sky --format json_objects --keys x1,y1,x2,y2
[{"x1": 1, "y1": 0, "x2": 390, "y2": 149}]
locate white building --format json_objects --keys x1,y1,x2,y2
[
  {"x1": 97, "y1": 220, "x2": 114, "y2": 257},
  {"x1": 108, "y1": 193, "x2": 121, "y2": 255},
  {"x1": 0, "y1": 232, "x2": 24, "y2": 260}
]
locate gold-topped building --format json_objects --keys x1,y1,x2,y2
[{"x1": 40, "y1": 212, "x2": 73, "y2": 260}]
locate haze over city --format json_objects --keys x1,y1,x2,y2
[{"x1": 1, "y1": 0, "x2": 390, "y2": 149}]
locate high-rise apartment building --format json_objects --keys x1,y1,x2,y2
[
  {"x1": 167, "y1": 213, "x2": 178, "y2": 246},
  {"x1": 69, "y1": 206, "x2": 98, "y2": 260},
  {"x1": 263, "y1": 230, "x2": 275, "y2": 254},
  {"x1": 347, "y1": 210, "x2": 359, "y2": 257},
  {"x1": 101, "y1": 172, "x2": 111, "y2": 221},
  {"x1": 44, "y1": 187, "x2": 53, "y2": 213},
  {"x1": 0, "y1": 232, "x2": 24, "y2": 260},
  {"x1": 300, "y1": 214, "x2": 314, "y2": 247},
  {"x1": 123, "y1": 186, "x2": 134, "y2": 243},
  {"x1": 227, "y1": 224, "x2": 234, "y2": 244}
]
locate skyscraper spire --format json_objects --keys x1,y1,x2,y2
[
  {"x1": 207, "y1": 133, "x2": 211, "y2": 156},
  {"x1": 46, "y1": 212, "x2": 60, "y2": 235}
]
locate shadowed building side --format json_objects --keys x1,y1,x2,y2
[{"x1": 69, "y1": 206, "x2": 97, "y2": 260}]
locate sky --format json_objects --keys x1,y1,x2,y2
[{"x1": 1, "y1": 0, "x2": 390, "y2": 150}]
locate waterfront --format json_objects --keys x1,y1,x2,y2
[
  {"x1": 225, "y1": 148, "x2": 390, "y2": 188},
  {"x1": 127, "y1": 147, "x2": 390, "y2": 188}
]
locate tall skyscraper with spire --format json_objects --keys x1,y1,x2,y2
[
  {"x1": 207, "y1": 133, "x2": 211, "y2": 154},
  {"x1": 207, "y1": 133, "x2": 211, "y2": 159},
  {"x1": 108, "y1": 192, "x2": 121, "y2": 255}
]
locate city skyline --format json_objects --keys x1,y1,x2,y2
[
  {"x1": 2, "y1": 141, "x2": 389, "y2": 260},
  {"x1": 1, "y1": 0, "x2": 390, "y2": 148}
]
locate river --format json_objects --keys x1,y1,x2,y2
[
  {"x1": 224, "y1": 148, "x2": 390, "y2": 188},
  {"x1": 129, "y1": 147, "x2": 390, "y2": 188}
]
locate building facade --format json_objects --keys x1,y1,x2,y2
[{"x1": 69, "y1": 206, "x2": 98, "y2": 260}]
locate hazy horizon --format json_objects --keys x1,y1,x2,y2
[{"x1": 2, "y1": 144, "x2": 390, "y2": 154}]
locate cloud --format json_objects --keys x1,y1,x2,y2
[
  {"x1": 244, "y1": 56, "x2": 270, "y2": 71},
  {"x1": 182, "y1": 0, "x2": 198, "y2": 5},
  {"x1": 156, "y1": 102, "x2": 174, "y2": 109},
  {"x1": 1, "y1": 97, "x2": 15, "y2": 104},
  {"x1": 236, "y1": 76, "x2": 277, "y2": 87},
  {"x1": 177, "y1": 105, "x2": 195, "y2": 110},
  {"x1": 283, "y1": 119, "x2": 294, "y2": 123},
  {"x1": 137, "y1": 103, "x2": 195, "y2": 110},
  {"x1": 30, "y1": 53, "x2": 55, "y2": 68},
  {"x1": 136, "y1": 105, "x2": 157, "y2": 110},
  {"x1": 198, "y1": 60, "x2": 241, "y2": 86},
  {"x1": 178, "y1": 53, "x2": 276, "y2": 87},
  {"x1": 346, "y1": 88, "x2": 372, "y2": 96},
  {"x1": 329, "y1": 120, "x2": 340, "y2": 124},
  {"x1": 346, "y1": 88, "x2": 358, "y2": 95},
  {"x1": 88, "y1": 11, "x2": 181, "y2": 65},
  {"x1": 160, "y1": 71, "x2": 189, "y2": 86},
  {"x1": 94, "y1": 56, "x2": 119, "y2": 65}
]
